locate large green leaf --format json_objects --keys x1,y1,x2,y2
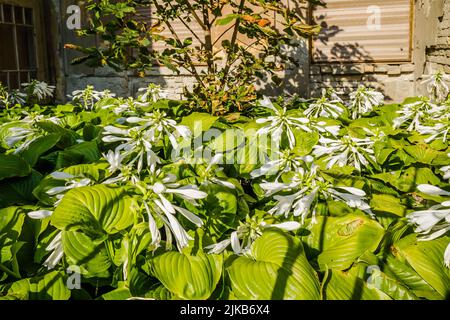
[
  {"x1": 18, "y1": 134, "x2": 60, "y2": 167},
  {"x1": 370, "y1": 194, "x2": 406, "y2": 217},
  {"x1": 324, "y1": 267, "x2": 391, "y2": 300},
  {"x1": 226, "y1": 229, "x2": 321, "y2": 300},
  {"x1": 180, "y1": 112, "x2": 219, "y2": 133},
  {"x1": 0, "y1": 170, "x2": 42, "y2": 206},
  {"x1": 383, "y1": 254, "x2": 442, "y2": 300},
  {"x1": 303, "y1": 214, "x2": 385, "y2": 271},
  {"x1": 28, "y1": 271, "x2": 71, "y2": 300},
  {"x1": 51, "y1": 185, "x2": 138, "y2": 236},
  {"x1": 62, "y1": 230, "x2": 111, "y2": 278},
  {"x1": 393, "y1": 234, "x2": 450, "y2": 298},
  {"x1": 149, "y1": 250, "x2": 223, "y2": 300},
  {"x1": 0, "y1": 154, "x2": 31, "y2": 181},
  {"x1": 2, "y1": 271, "x2": 70, "y2": 300}
]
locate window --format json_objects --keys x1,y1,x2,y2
[
  {"x1": 0, "y1": 0, "x2": 46, "y2": 89},
  {"x1": 311, "y1": 0, "x2": 413, "y2": 63}
]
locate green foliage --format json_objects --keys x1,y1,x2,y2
[{"x1": 0, "y1": 85, "x2": 449, "y2": 300}]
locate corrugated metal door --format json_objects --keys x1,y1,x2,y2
[{"x1": 311, "y1": 0, "x2": 413, "y2": 63}]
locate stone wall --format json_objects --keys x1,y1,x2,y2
[{"x1": 424, "y1": 0, "x2": 450, "y2": 74}]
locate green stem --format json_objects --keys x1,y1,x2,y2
[{"x1": 0, "y1": 262, "x2": 21, "y2": 279}]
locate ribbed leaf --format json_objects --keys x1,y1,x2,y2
[
  {"x1": 19, "y1": 134, "x2": 60, "y2": 167},
  {"x1": 28, "y1": 271, "x2": 71, "y2": 300},
  {"x1": 149, "y1": 250, "x2": 222, "y2": 300},
  {"x1": 51, "y1": 185, "x2": 138, "y2": 236},
  {"x1": 393, "y1": 234, "x2": 450, "y2": 298},
  {"x1": 0, "y1": 154, "x2": 31, "y2": 181},
  {"x1": 62, "y1": 230, "x2": 111, "y2": 278},
  {"x1": 303, "y1": 214, "x2": 385, "y2": 271},
  {"x1": 227, "y1": 229, "x2": 321, "y2": 300},
  {"x1": 383, "y1": 254, "x2": 442, "y2": 300},
  {"x1": 324, "y1": 268, "x2": 391, "y2": 300}
]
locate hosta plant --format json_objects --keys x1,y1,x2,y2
[{"x1": 0, "y1": 79, "x2": 449, "y2": 300}]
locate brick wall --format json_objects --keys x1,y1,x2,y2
[{"x1": 425, "y1": 0, "x2": 450, "y2": 74}]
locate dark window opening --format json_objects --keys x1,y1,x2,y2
[{"x1": 0, "y1": 3, "x2": 37, "y2": 89}]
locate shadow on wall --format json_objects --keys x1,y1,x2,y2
[{"x1": 308, "y1": 13, "x2": 390, "y2": 100}]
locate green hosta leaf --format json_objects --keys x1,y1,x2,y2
[
  {"x1": 303, "y1": 215, "x2": 385, "y2": 271},
  {"x1": 393, "y1": 234, "x2": 450, "y2": 298},
  {"x1": 226, "y1": 229, "x2": 321, "y2": 300},
  {"x1": 371, "y1": 167, "x2": 441, "y2": 192},
  {"x1": 149, "y1": 250, "x2": 222, "y2": 300},
  {"x1": 18, "y1": 134, "x2": 60, "y2": 167},
  {"x1": 62, "y1": 163, "x2": 108, "y2": 181},
  {"x1": 51, "y1": 185, "x2": 138, "y2": 237},
  {"x1": 28, "y1": 271, "x2": 71, "y2": 300},
  {"x1": 383, "y1": 254, "x2": 442, "y2": 300},
  {"x1": 293, "y1": 130, "x2": 319, "y2": 156},
  {"x1": 368, "y1": 267, "x2": 419, "y2": 300},
  {"x1": 62, "y1": 230, "x2": 111, "y2": 278},
  {"x1": 0, "y1": 154, "x2": 31, "y2": 181},
  {"x1": 144, "y1": 284, "x2": 175, "y2": 300},
  {"x1": 1, "y1": 279, "x2": 30, "y2": 300},
  {"x1": 208, "y1": 128, "x2": 245, "y2": 152},
  {"x1": 404, "y1": 144, "x2": 441, "y2": 164},
  {"x1": 64, "y1": 141, "x2": 101, "y2": 163},
  {"x1": 201, "y1": 184, "x2": 238, "y2": 237},
  {"x1": 370, "y1": 194, "x2": 406, "y2": 217},
  {"x1": 324, "y1": 267, "x2": 391, "y2": 300},
  {"x1": 98, "y1": 287, "x2": 132, "y2": 300},
  {"x1": 36, "y1": 121, "x2": 78, "y2": 148},
  {"x1": 0, "y1": 170, "x2": 42, "y2": 206},
  {"x1": 180, "y1": 112, "x2": 219, "y2": 133}
]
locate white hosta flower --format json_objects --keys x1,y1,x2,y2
[
  {"x1": 21, "y1": 80, "x2": 55, "y2": 100},
  {"x1": 46, "y1": 174, "x2": 92, "y2": 197},
  {"x1": 205, "y1": 219, "x2": 301, "y2": 255},
  {"x1": 137, "y1": 83, "x2": 168, "y2": 103},
  {"x1": 393, "y1": 98, "x2": 436, "y2": 131},
  {"x1": 27, "y1": 210, "x2": 53, "y2": 219},
  {"x1": 125, "y1": 110, "x2": 191, "y2": 149},
  {"x1": 4, "y1": 126, "x2": 42, "y2": 154},
  {"x1": 111, "y1": 97, "x2": 149, "y2": 115},
  {"x1": 0, "y1": 89, "x2": 26, "y2": 107},
  {"x1": 260, "y1": 165, "x2": 373, "y2": 224},
  {"x1": 103, "y1": 149, "x2": 126, "y2": 173},
  {"x1": 256, "y1": 97, "x2": 312, "y2": 149},
  {"x1": 143, "y1": 170, "x2": 207, "y2": 251},
  {"x1": 417, "y1": 117, "x2": 450, "y2": 143},
  {"x1": 102, "y1": 125, "x2": 161, "y2": 173},
  {"x1": 421, "y1": 70, "x2": 450, "y2": 102},
  {"x1": 408, "y1": 184, "x2": 450, "y2": 268},
  {"x1": 313, "y1": 136, "x2": 376, "y2": 171},
  {"x1": 348, "y1": 86, "x2": 384, "y2": 119},
  {"x1": 304, "y1": 94, "x2": 344, "y2": 119},
  {"x1": 199, "y1": 154, "x2": 235, "y2": 189},
  {"x1": 441, "y1": 153, "x2": 450, "y2": 181},
  {"x1": 251, "y1": 150, "x2": 313, "y2": 179},
  {"x1": 71, "y1": 85, "x2": 115, "y2": 110},
  {"x1": 44, "y1": 232, "x2": 64, "y2": 270}
]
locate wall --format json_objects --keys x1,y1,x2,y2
[
  {"x1": 309, "y1": 0, "x2": 448, "y2": 102},
  {"x1": 424, "y1": 0, "x2": 450, "y2": 74},
  {"x1": 50, "y1": 0, "x2": 450, "y2": 102}
]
